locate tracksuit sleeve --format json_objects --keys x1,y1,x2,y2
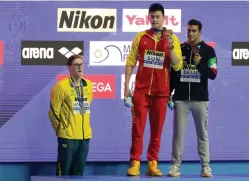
[
  {"x1": 48, "y1": 84, "x2": 65, "y2": 132},
  {"x1": 170, "y1": 69, "x2": 176, "y2": 95},
  {"x1": 126, "y1": 32, "x2": 142, "y2": 67},
  {"x1": 171, "y1": 34, "x2": 183, "y2": 71},
  {"x1": 196, "y1": 48, "x2": 218, "y2": 80},
  {"x1": 88, "y1": 81, "x2": 93, "y2": 104}
]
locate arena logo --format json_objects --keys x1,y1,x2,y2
[
  {"x1": 21, "y1": 41, "x2": 84, "y2": 65},
  {"x1": 232, "y1": 42, "x2": 249, "y2": 66},
  {"x1": 57, "y1": 8, "x2": 117, "y2": 32},
  {"x1": 22, "y1": 47, "x2": 54, "y2": 59},
  {"x1": 233, "y1": 49, "x2": 249, "y2": 60}
]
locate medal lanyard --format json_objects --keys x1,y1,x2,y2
[{"x1": 71, "y1": 77, "x2": 84, "y2": 107}]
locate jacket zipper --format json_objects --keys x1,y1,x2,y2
[
  {"x1": 82, "y1": 114, "x2": 84, "y2": 139},
  {"x1": 138, "y1": 65, "x2": 143, "y2": 80},
  {"x1": 148, "y1": 36, "x2": 163, "y2": 95},
  {"x1": 165, "y1": 68, "x2": 168, "y2": 87},
  {"x1": 80, "y1": 86, "x2": 85, "y2": 139},
  {"x1": 189, "y1": 51, "x2": 193, "y2": 100},
  {"x1": 148, "y1": 41, "x2": 156, "y2": 95},
  {"x1": 148, "y1": 69, "x2": 154, "y2": 95}
]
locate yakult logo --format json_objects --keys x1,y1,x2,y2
[
  {"x1": 122, "y1": 9, "x2": 181, "y2": 33},
  {"x1": 57, "y1": 74, "x2": 116, "y2": 99}
]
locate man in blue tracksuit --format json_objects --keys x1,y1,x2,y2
[{"x1": 167, "y1": 19, "x2": 217, "y2": 177}]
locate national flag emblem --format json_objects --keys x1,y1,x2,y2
[
  {"x1": 208, "y1": 57, "x2": 217, "y2": 75},
  {"x1": 208, "y1": 57, "x2": 217, "y2": 69}
]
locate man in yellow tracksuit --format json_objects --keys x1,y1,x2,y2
[{"x1": 48, "y1": 55, "x2": 93, "y2": 176}]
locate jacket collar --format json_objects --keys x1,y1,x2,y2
[
  {"x1": 69, "y1": 76, "x2": 87, "y2": 87},
  {"x1": 184, "y1": 40, "x2": 204, "y2": 48},
  {"x1": 146, "y1": 27, "x2": 168, "y2": 39}
]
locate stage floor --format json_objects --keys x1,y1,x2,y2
[{"x1": 31, "y1": 175, "x2": 249, "y2": 181}]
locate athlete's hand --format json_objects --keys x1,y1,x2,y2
[
  {"x1": 194, "y1": 53, "x2": 201, "y2": 65},
  {"x1": 167, "y1": 91, "x2": 175, "y2": 110},
  {"x1": 166, "y1": 29, "x2": 174, "y2": 48},
  {"x1": 124, "y1": 86, "x2": 131, "y2": 99},
  {"x1": 124, "y1": 86, "x2": 133, "y2": 107},
  {"x1": 168, "y1": 99, "x2": 174, "y2": 110},
  {"x1": 166, "y1": 29, "x2": 173, "y2": 35}
]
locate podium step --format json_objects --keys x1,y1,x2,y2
[{"x1": 31, "y1": 175, "x2": 249, "y2": 181}]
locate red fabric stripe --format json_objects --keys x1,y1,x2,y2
[{"x1": 210, "y1": 68, "x2": 217, "y2": 75}]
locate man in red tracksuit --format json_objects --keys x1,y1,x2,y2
[{"x1": 124, "y1": 3, "x2": 183, "y2": 176}]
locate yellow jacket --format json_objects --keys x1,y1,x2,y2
[{"x1": 48, "y1": 76, "x2": 93, "y2": 140}]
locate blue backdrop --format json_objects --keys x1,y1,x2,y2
[{"x1": 0, "y1": 1, "x2": 248, "y2": 162}]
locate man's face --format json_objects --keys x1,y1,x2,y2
[
  {"x1": 187, "y1": 25, "x2": 200, "y2": 43},
  {"x1": 68, "y1": 57, "x2": 84, "y2": 77},
  {"x1": 148, "y1": 10, "x2": 164, "y2": 29}
]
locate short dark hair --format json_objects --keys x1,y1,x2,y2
[
  {"x1": 149, "y1": 3, "x2": 164, "y2": 15},
  {"x1": 67, "y1": 55, "x2": 83, "y2": 66},
  {"x1": 188, "y1": 19, "x2": 202, "y2": 31}
]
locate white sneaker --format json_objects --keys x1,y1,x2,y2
[
  {"x1": 201, "y1": 165, "x2": 212, "y2": 177},
  {"x1": 167, "y1": 163, "x2": 181, "y2": 177}
]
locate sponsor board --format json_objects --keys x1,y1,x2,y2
[
  {"x1": 122, "y1": 9, "x2": 181, "y2": 32},
  {"x1": 57, "y1": 8, "x2": 117, "y2": 32},
  {"x1": 57, "y1": 74, "x2": 116, "y2": 99},
  {"x1": 89, "y1": 41, "x2": 135, "y2": 66},
  {"x1": 21, "y1": 41, "x2": 84, "y2": 65},
  {"x1": 205, "y1": 42, "x2": 215, "y2": 48},
  {"x1": 232, "y1": 42, "x2": 249, "y2": 66}
]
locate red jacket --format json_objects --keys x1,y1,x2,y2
[{"x1": 126, "y1": 28, "x2": 183, "y2": 97}]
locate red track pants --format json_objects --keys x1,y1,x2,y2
[{"x1": 130, "y1": 91, "x2": 168, "y2": 161}]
